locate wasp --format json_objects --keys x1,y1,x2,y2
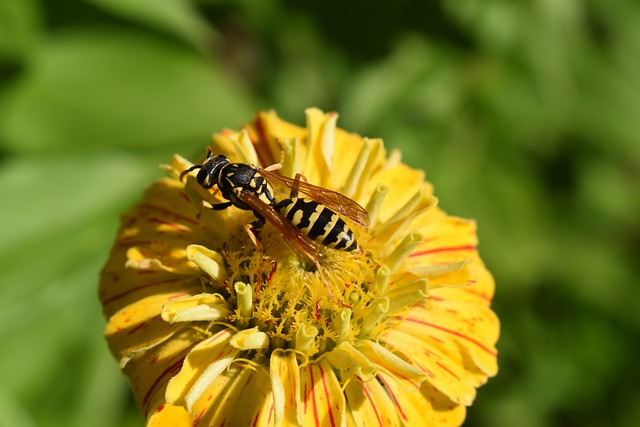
[{"x1": 179, "y1": 149, "x2": 370, "y2": 273}]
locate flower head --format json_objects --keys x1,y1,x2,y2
[{"x1": 100, "y1": 109, "x2": 499, "y2": 426}]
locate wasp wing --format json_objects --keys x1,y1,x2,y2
[
  {"x1": 236, "y1": 189, "x2": 321, "y2": 265},
  {"x1": 258, "y1": 168, "x2": 370, "y2": 228}
]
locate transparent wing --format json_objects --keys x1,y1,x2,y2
[
  {"x1": 236, "y1": 189, "x2": 321, "y2": 264},
  {"x1": 258, "y1": 168, "x2": 370, "y2": 228}
]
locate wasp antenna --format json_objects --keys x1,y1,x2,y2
[
  {"x1": 205, "y1": 147, "x2": 213, "y2": 158},
  {"x1": 179, "y1": 165, "x2": 202, "y2": 182}
]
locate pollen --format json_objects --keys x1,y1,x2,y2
[{"x1": 214, "y1": 223, "x2": 377, "y2": 358}]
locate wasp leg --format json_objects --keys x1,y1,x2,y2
[
  {"x1": 195, "y1": 201, "x2": 210, "y2": 220},
  {"x1": 263, "y1": 163, "x2": 282, "y2": 172},
  {"x1": 210, "y1": 201, "x2": 233, "y2": 211},
  {"x1": 290, "y1": 172, "x2": 309, "y2": 198},
  {"x1": 244, "y1": 223, "x2": 263, "y2": 251},
  {"x1": 250, "y1": 214, "x2": 266, "y2": 229},
  {"x1": 310, "y1": 258, "x2": 352, "y2": 309}
]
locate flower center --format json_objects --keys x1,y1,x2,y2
[{"x1": 215, "y1": 221, "x2": 378, "y2": 360}]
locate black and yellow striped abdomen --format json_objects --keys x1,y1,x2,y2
[{"x1": 276, "y1": 197, "x2": 358, "y2": 251}]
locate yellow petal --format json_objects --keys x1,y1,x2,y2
[
  {"x1": 340, "y1": 138, "x2": 383, "y2": 201},
  {"x1": 230, "y1": 326, "x2": 270, "y2": 350},
  {"x1": 185, "y1": 244, "x2": 227, "y2": 281},
  {"x1": 189, "y1": 366, "x2": 274, "y2": 427},
  {"x1": 146, "y1": 403, "x2": 192, "y2": 427},
  {"x1": 379, "y1": 327, "x2": 477, "y2": 406},
  {"x1": 323, "y1": 342, "x2": 375, "y2": 382},
  {"x1": 122, "y1": 328, "x2": 200, "y2": 417},
  {"x1": 406, "y1": 259, "x2": 470, "y2": 279},
  {"x1": 407, "y1": 212, "x2": 479, "y2": 267},
  {"x1": 376, "y1": 372, "x2": 434, "y2": 425},
  {"x1": 228, "y1": 128, "x2": 259, "y2": 165},
  {"x1": 355, "y1": 340, "x2": 428, "y2": 391},
  {"x1": 421, "y1": 381, "x2": 467, "y2": 427},
  {"x1": 227, "y1": 367, "x2": 274, "y2": 427},
  {"x1": 270, "y1": 349, "x2": 301, "y2": 426},
  {"x1": 441, "y1": 262, "x2": 496, "y2": 306},
  {"x1": 125, "y1": 244, "x2": 194, "y2": 274},
  {"x1": 405, "y1": 259, "x2": 475, "y2": 293},
  {"x1": 161, "y1": 293, "x2": 232, "y2": 323},
  {"x1": 400, "y1": 299, "x2": 499, "y2": 377},
  {"x1": 104, "y1": 292, "x2": 195, "y2": 367},
  {"x1": 374, "y1": 188, "x2": 437, "y2": 246},
  {"x1": 188, "y1": 367, "x2": 241, "y2": 426},
  {"x1": 245, "y1": 110, "x2": 304, "y2": 166},
  {"x1": 338, "y1": 138, "x2": 383, "y2": 202},
  {"x1": 304, "y1": 108, "x2": 336, "y2": 187},
  {"x1": 384, "y1": 278, "x2": 428, "y2": 315},
  {"x1": 164, "y1": 328, "x2": 238, "y2": 410},
  {"x1": 344, "y1": 377, "x2": 400, "y2": 426},
  {"x1": 100, "y1": 267, "x2": 200, "y2": 317},
  {"x1": 299, "y1": 360, "x2": 346, "y2": 427},
  {"x1": 366, "y1": 163, "x2": 425, "y2": 223},
  {"x1": 138, "y1": 177, "x2": 201, "y2": 221}
]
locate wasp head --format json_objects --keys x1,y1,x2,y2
[{"x1": 180, "y1": 153, "x2": 230, "y2": 189}]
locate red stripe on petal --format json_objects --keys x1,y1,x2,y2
[
  {"x1": 167, "y1": 292, "x2": 192, "y2": 301},
  {"x1": 404, "y1": 317, "x2": 497, "y2": 357},
  {"x1": 309, "y1": 366, "x2": 321, "y2": 427},
  {"x1": 318, "y1": 364, "x2": 336, "y2": 427},
  {"x1": 192, "y1": 408, "x2": 206, "y2": 426},
  {"x1": 126, "y1": 321, "x2": 149, "y2": 336},
  {"x1": 378, "y1": 376, "x2": 408, "y2": 422},
  {"x1": 464, "y1": 288, "x2": 493, "y2": 303},
  {"x1": 103, "y1": 278, "x2": 184, "y2": 305},
  {"x1": 409, "y1": 245, "x2": 476, "y2": 258},
  {"x1": 139, "y1": 204, "x2": 199, "y2": 226},
  {"x1": 148, "y1": 217, "x2": 190, "y2": 232},
  {"x1": 267, "y1": 402, "x2": 273, "y2": 425},
  {"x1": 252, "y1": 115, "x2": 276, "y2": 166},
  {"x1": 436, "y1": 361, "x2": 460, "y2": 380},
  {"x1": 362, "y1": 384, "x2": 383, "y2": 427},
  {"x1": 142, "y1": 349, "x2": 190, "y2": 414}
]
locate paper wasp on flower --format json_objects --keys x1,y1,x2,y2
[{"x1": 179, "y1": 148, "x2": 370, "y2": 274}]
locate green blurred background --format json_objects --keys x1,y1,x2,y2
[{"x1": 1, "y1": 1, "x2": 639, "y2": 426}]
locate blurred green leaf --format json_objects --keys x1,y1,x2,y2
[
  {"x1": 0, "y1": 153, "x2": 155, "y2": 258},
  {"x1": 0, "y1": 1, "x2": 639, "y2": 426},
  {"x1": 0, "y1": 388, "x2": 36, "y2": 427},
  {"x1": 86, "y1": 0, "x2": 214, "y2": 50},
  {"x1": 0, "y1": 28, "x2": 254, "y2": 153},
  {"x1": 0, "y1": 152, "x2": 149, "y2": 425},
  {"x1": 341, "y1": 37, "x2": 460, "y2": 133},
  {"x1": 0, "y1": 0, "x2": 41, "y2": 62}
]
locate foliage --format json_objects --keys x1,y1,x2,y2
[{"x1": 0, "y1": 0, "x2": 638, "y2": 426}]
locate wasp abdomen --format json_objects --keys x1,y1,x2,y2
[{"x1": 277, "y1": 198, "x2": 358, "y2": 251}]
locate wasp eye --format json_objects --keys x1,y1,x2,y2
[{"x1": 196, "y1": 168, "x2": 210, "y2": 187}]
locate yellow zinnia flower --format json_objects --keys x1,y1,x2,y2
[{"x1": 100, "y1": 108, "x2": 499, "y2": 426}]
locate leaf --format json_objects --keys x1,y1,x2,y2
[
  {"x1": 340, "y1": 36, "x2": 461, "y2": 133},
  {"x1": 0, "y1": 152, "x2": 153, "y2": 257},
  {"x1": 0, "y1": 0, "x2": 41, "y2": 62},
  {"x1": 0, "y1": 28, "x2": 255, "y2": 153},
  {"x1": 87, "y1": 0, "x2": 214, "y2": 50}
]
